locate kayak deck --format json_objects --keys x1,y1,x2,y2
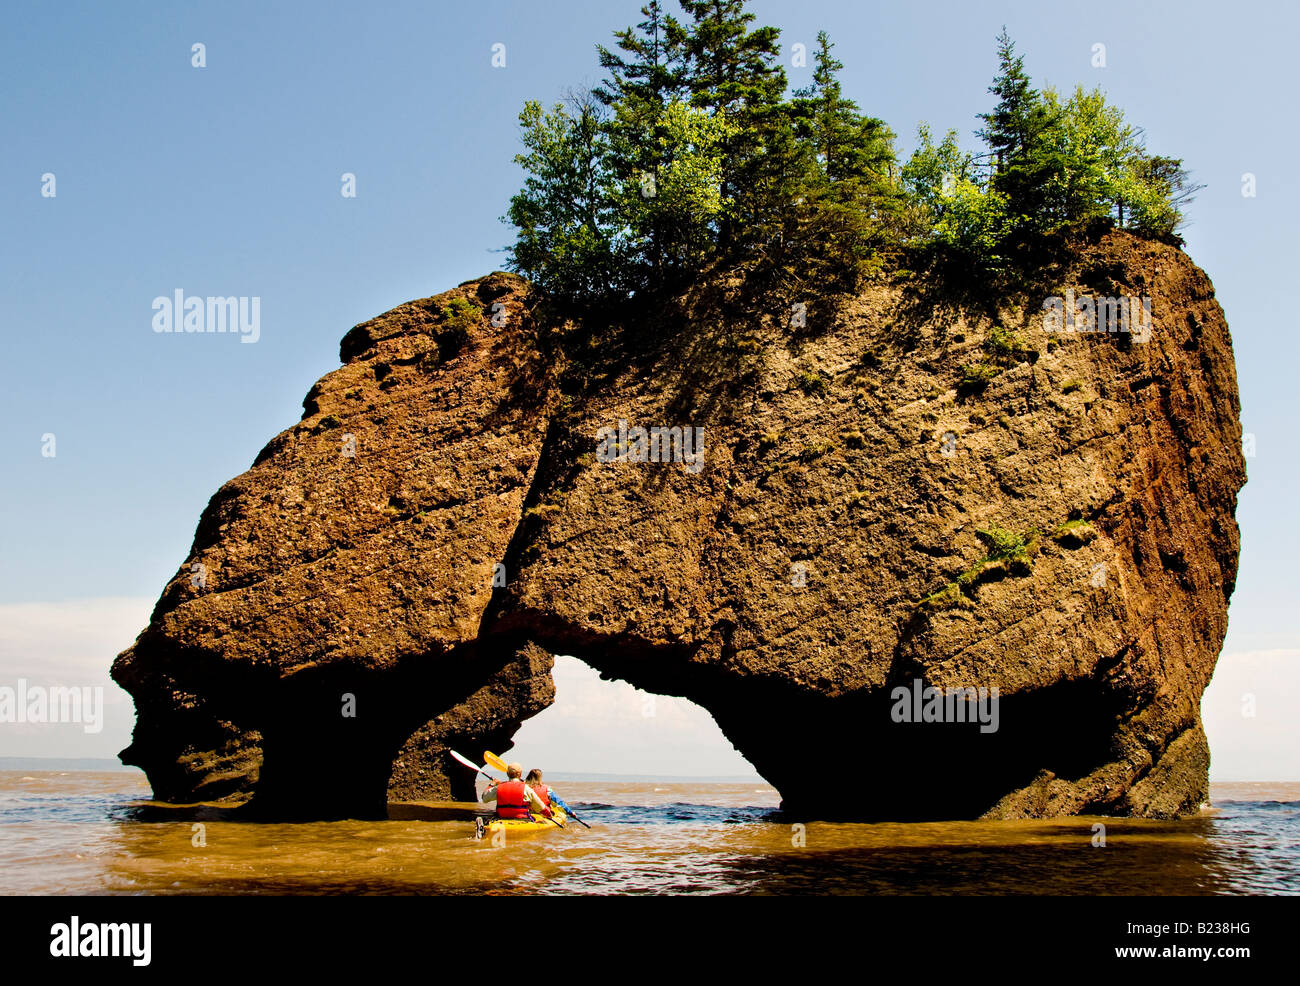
[{"x1": 484, "y1": 807, "x2": 567, "y2": 834}]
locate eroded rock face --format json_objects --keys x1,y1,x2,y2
[{"x1": 112, "y1": 232, "x2": 1246, "y2": 820}]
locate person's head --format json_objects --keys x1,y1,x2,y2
[
  {"x1": 525, "y1": 769, "x2": 542, "y2": 786},
  {"x1": 507, "y1": 762, "x2": 522, "y2": 780}
]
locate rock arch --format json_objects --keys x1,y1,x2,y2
[{"x1": 113, "y1": 235, "x2": 1246, "y2": 821}]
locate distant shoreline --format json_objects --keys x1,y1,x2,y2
[
  {"x1": 0, "y1": 757, "x2": 139, "y2": 772},
  {"x1": 3, "y1": 760, "x2": 1291, "y2": 790},
  {"x1": 0, "y1": 757, "x2": 767, "y2": 784},
  {"x1": 542, "y1": 772, "x2": 769, "y2": 785}
]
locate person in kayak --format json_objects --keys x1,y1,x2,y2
[
  {"x1": 481, "y1": 762, "x2": 551, "y2": 819},
  {"x1": 525, "y1": 768, "x2": 570, "y2": 815}
]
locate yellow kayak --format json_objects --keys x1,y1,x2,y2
[{"x1": 482, "y1": 807, "x2": 567, "y2": 835}]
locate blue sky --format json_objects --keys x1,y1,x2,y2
[{"x1": 1, "y1": 1, "x2": 1295, "y2": 776}]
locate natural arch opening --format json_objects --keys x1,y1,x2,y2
[
  {"x1": 238, "y1": 630, "x2": 1133, "y2": 822},
  {"x1": 505, "y1": 654, "x2": 763, "y2": 779}
]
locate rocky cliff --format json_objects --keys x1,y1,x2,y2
[{"x1": 111, "y1": 229, "x2": 1246, "y2": 820}]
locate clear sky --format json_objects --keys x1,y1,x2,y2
[{"x1": 1, "y1": 1, "x2": 1295, "y2": 778}]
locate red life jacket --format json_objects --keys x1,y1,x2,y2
[
  {"x1": 533, "y1": 783, "x2": 550, "y2": 805},
  {"x1": 494, "y1": 780, "x2": 530, "y2": 819}
]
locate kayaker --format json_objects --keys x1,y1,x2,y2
[
  {"x1": 524, "y1": 768, "x2": 571, "y2": 814},
  {"x1": 481, "y1": 762, "x2": 551, "y2": 819},
  {"x1": 525, "y1": 768, "x2": 570, "y2": 815}
]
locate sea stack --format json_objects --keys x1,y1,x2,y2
[{"x1": 111, "y1": 229, "x2": 1246, "y2": 821}]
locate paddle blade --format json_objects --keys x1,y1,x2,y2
[
  {"x1": 449, "y1": 750, "x2": 488, "y2": 774},
  {"x1": 484, "y1": 751, "x2": 509, "y2": 773}
]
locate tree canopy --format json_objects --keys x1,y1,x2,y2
[{"x1": 504, "y1": 6, "x2": 1201, "y2": 311}]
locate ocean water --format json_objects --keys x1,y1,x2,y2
[{"x1": 1, "y1": 771, "x2": 1296, "y2": 895}]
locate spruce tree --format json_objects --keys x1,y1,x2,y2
[
  {"x1": 596, "y1": 0, "x2": 685, "y2": 111},
  {"x1": 785, "y1": 32, "x2": 901, "y2": 285},
  {"x1": 793, "y1": 32, "x2": 897, "y2": 185},
  {"x1": 678, "y1": 0, "x2": 787, "y2": 250},
  {"x1": 976, "y1": 28, "x2": 1056, "y2": 232},
  {"x1": 596, "y1": 2, "x2": 688, "y2": 281}
]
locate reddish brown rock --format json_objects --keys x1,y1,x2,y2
[{"x1": 112, "y1": 232, "x2": 1246, "y2": 820}]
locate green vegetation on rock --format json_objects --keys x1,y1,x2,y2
[
  {"x1": 916, "y1": 522, "x2": 1042, "y2": 610},
  {"x1": 504, "y1": 4, "x2": 1201, "y2": 311}
]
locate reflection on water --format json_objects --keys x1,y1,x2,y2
[{"x1": 2, "y1": 772, "x2": 1297, "y2": 895}]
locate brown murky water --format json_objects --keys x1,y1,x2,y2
[{"x1": 2, "y1": 771, "x2": 1297, "y2": 894}]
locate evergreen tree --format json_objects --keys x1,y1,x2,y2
[
  {"x1": 595, "y1": 2, "x2": 689, "y2": 280},
  {"x1": 793, "y1": 32, "x2": 893, "y2": 185},
  {"x1": 976, "y1": 28, "x2": 1057, "y2": 232},
  {"x1": 793, "y1": 32, "x2": 851, "y2": 178},
  {"x1": 679, "y1": 0, "x2": 785, "y2": 117},
  {"x1": 976, "y1": 29, "x2": 1037, "y2": 166},
  {"x1": 678, "y1": 0, "x2": 787, "y2": 249},
  {"x1": 784, "y1": 32, "x2": 902, "y2": 286},
  {"x1": 502, "y1": 6, "x2": 1202, "y2": 308},
  {"x1": 596, "y1": 0, "x2": 685, "y2": 111}
]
